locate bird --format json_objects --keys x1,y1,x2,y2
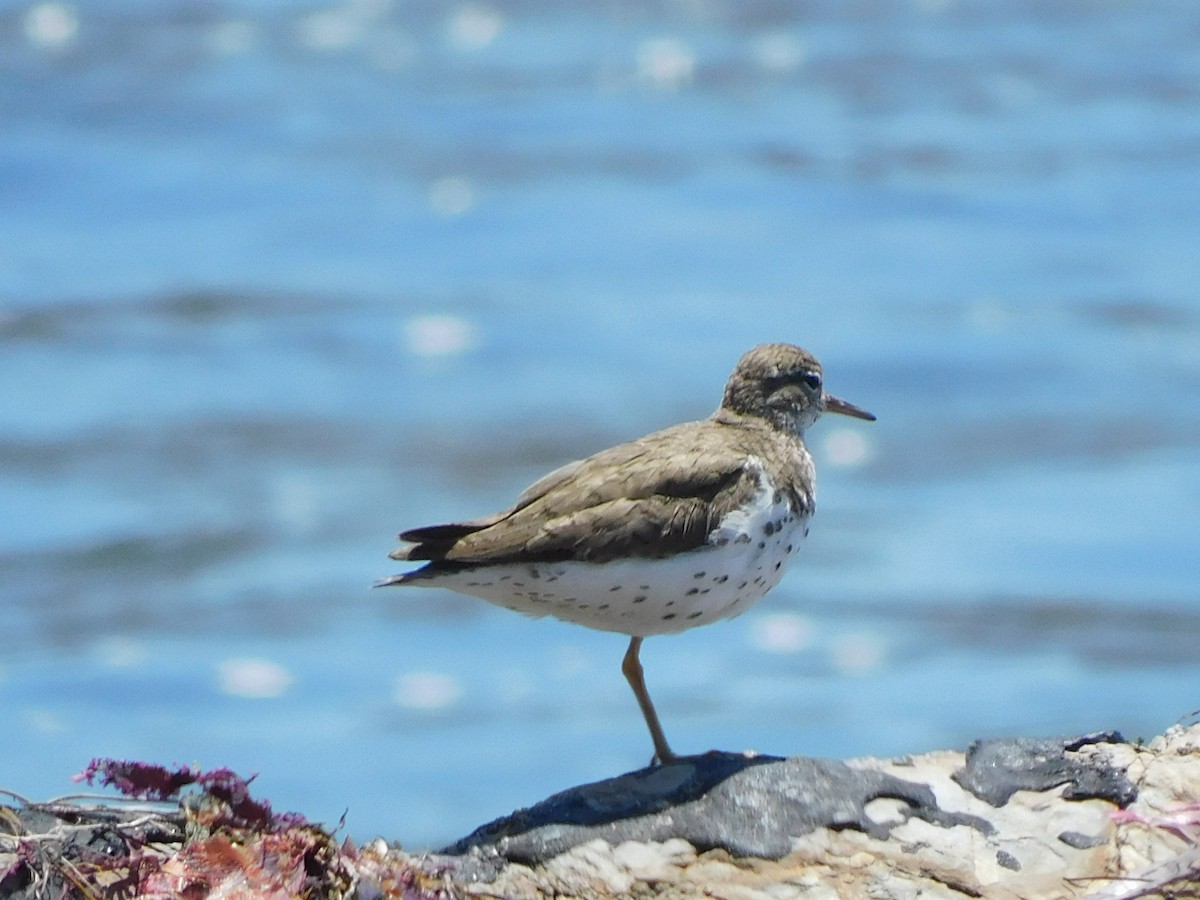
[{"x1": 377, "y1": 343, "x2": 875, "y2": 763}]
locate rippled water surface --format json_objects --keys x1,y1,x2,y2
[{"x1": 3, "y1": 0, "x2": 1200, "y2": 848}]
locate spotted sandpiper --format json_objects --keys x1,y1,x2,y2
[{"x1": 378, "y1": 343, "x2": 875, "y2": 762}]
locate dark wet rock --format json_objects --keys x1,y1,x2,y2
[
  {"x1": 1058, "y1": 829, "x2": 1107, "y2": 849},
  {"x1": 995, "y1": 848, "x2": 1021, "y2": 871},
  {"x1": 952, "y1": 730, "x2": 1137, "y2": 807},
  {"x1": 445, "y1": 750, "x2": 990, "y2": 864}
]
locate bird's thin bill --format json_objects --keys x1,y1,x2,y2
[{"x1": 824, "y1": 394, "x2": 876, "y2": 421}]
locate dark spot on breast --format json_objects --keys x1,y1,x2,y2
[
  {"x1": 686, "y1": 588, "x2": 699, "y2": 596},
  {"x1": 693, "y1": 571, "x2": 706, "y2": 578},
  {"x1": 633, "y1": 595, "x2": 647, "y2": 603},
  {"x1": 662, "y1": 613, "x2": 677, "y2": 621},
  {"x1": 687, "y1": 611, "x2": 703, "y2": 620},
  {"x1": 578, "y1": 604, "x2": 590, "y2": 609},
  {"x1": 499, "y1": 574, "x2": 512, "y2": 581},
  {"x1": 598, "y1": 603, "x2": 609, "y2": 610},
  {"x1": 758, "y1": 541, "x2": 767, "y2": 550},
  {"x1": 715, "y1": 537, "x2": 729, "y2": 547},
  {"x1": 564, "y1": 597, "x2": 577, "y2": 602},
  {"x1": 786, "y1": 544, "x2": 794, "y2": 553},
  {"x1": 738, "y1": 581, "x2": 748, "y2": 589},
  {"x1": 640, "y1": 584, "x2": 651, "y2": 590},
  {"x1": 529, "y1": 568, "x2": 540, "y2": 580},
  {"x1": 763, "y1": 522, "x2": 775, "y2": 536},
  {"x1": 714, "y1": 575, "x2": 728, "y2": 583},
  {"x1": 735, "y1": 534, "x2": 751, "y2": 544},
  {"x1": 774, "y1": 562, "x2": 781, "y2": 570},
  {"x1": 666, "y1": 600, "x2": 675, "y2": 607},
  {"x1": 610, "y1": 585, "x2": 621, "y2": 592},
  {"x1": 513, "y1": 582, "x2": 526, "y2": 588}
]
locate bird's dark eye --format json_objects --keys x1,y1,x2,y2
[{"x1": 801, "y1": 371, "x2": 822, "y2": 391}]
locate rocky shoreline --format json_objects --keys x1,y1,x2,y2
[{"x1": 3, "y1": 721, "x2": 1199, "y2": 898}]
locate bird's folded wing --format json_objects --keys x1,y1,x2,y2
[{"x1": 397, "y1": 424, "x2": 763, "y2": 565}]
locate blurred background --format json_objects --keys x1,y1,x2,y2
[{"x1": 2, "y1": 0, "x2": 1199, "y2": 850}]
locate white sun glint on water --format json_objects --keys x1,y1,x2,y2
[
  {"x1": 637, "y1": 38, "x2": 695, "y2": 90},
  {"x1": 217, "y1": 658, "x2": 294, "y2": 699},
  {"x1": 748, "y1": 612, "x2": 816, "y2": 654},
  {"x1": 208, "y1": 19, "x2": 256, "y2": 56},
  {"x1": 752, "y1": 34, "x2": 807, "y2": 73},
  {"x1": 830, "y1": 633, "x2": 887, "y2": 677},
  {"x1": 394, "y1": 671, "x2": 464, "y2": 710},
  {"x1": 402, "y1": 313, "x2": 477, "y2": 358},
  {"x1": 27, "y1": 709, "x2": 68, "y2": 735},
  {"x1": 25, "y1": 2, "x2": 79, "y2": 50},
  {"x1": 428, "y1": 175, "x2": 475, "y2": 217},
  {"x1": 95, "y1": 636, "x2": 147, "y2": 669},
  {"x1": 822, "y1": 427, "x2": 873, "y2": 468},
  {"x1": 296, "y1": 0, "x2": 391, "y2": 53},
  {"x1": 448, "y1": 4, "x2": 503, "y2": 51},
  {"x1": 297, "y1": 8, "x2": 362, "y2": 52}
]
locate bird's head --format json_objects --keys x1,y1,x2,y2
[{"x1": 719, "y1": 343, "x2": 875, "y2": 434}]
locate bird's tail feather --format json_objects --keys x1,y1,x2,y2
[{"x1": 373, "y1": 573, "x2": 410, "y2": 588}]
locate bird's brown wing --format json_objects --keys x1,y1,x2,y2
[{"x1": 390, "y1": 421, "x2": 764, "y2": 566}]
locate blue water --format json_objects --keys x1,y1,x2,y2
[{"x1": 3, "y1": 0, "x2": 1199, "y2": 849}]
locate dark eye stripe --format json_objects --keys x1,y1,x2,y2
[{"x1": 766, "y1": 371, "x2": 821, "y2": 392}]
